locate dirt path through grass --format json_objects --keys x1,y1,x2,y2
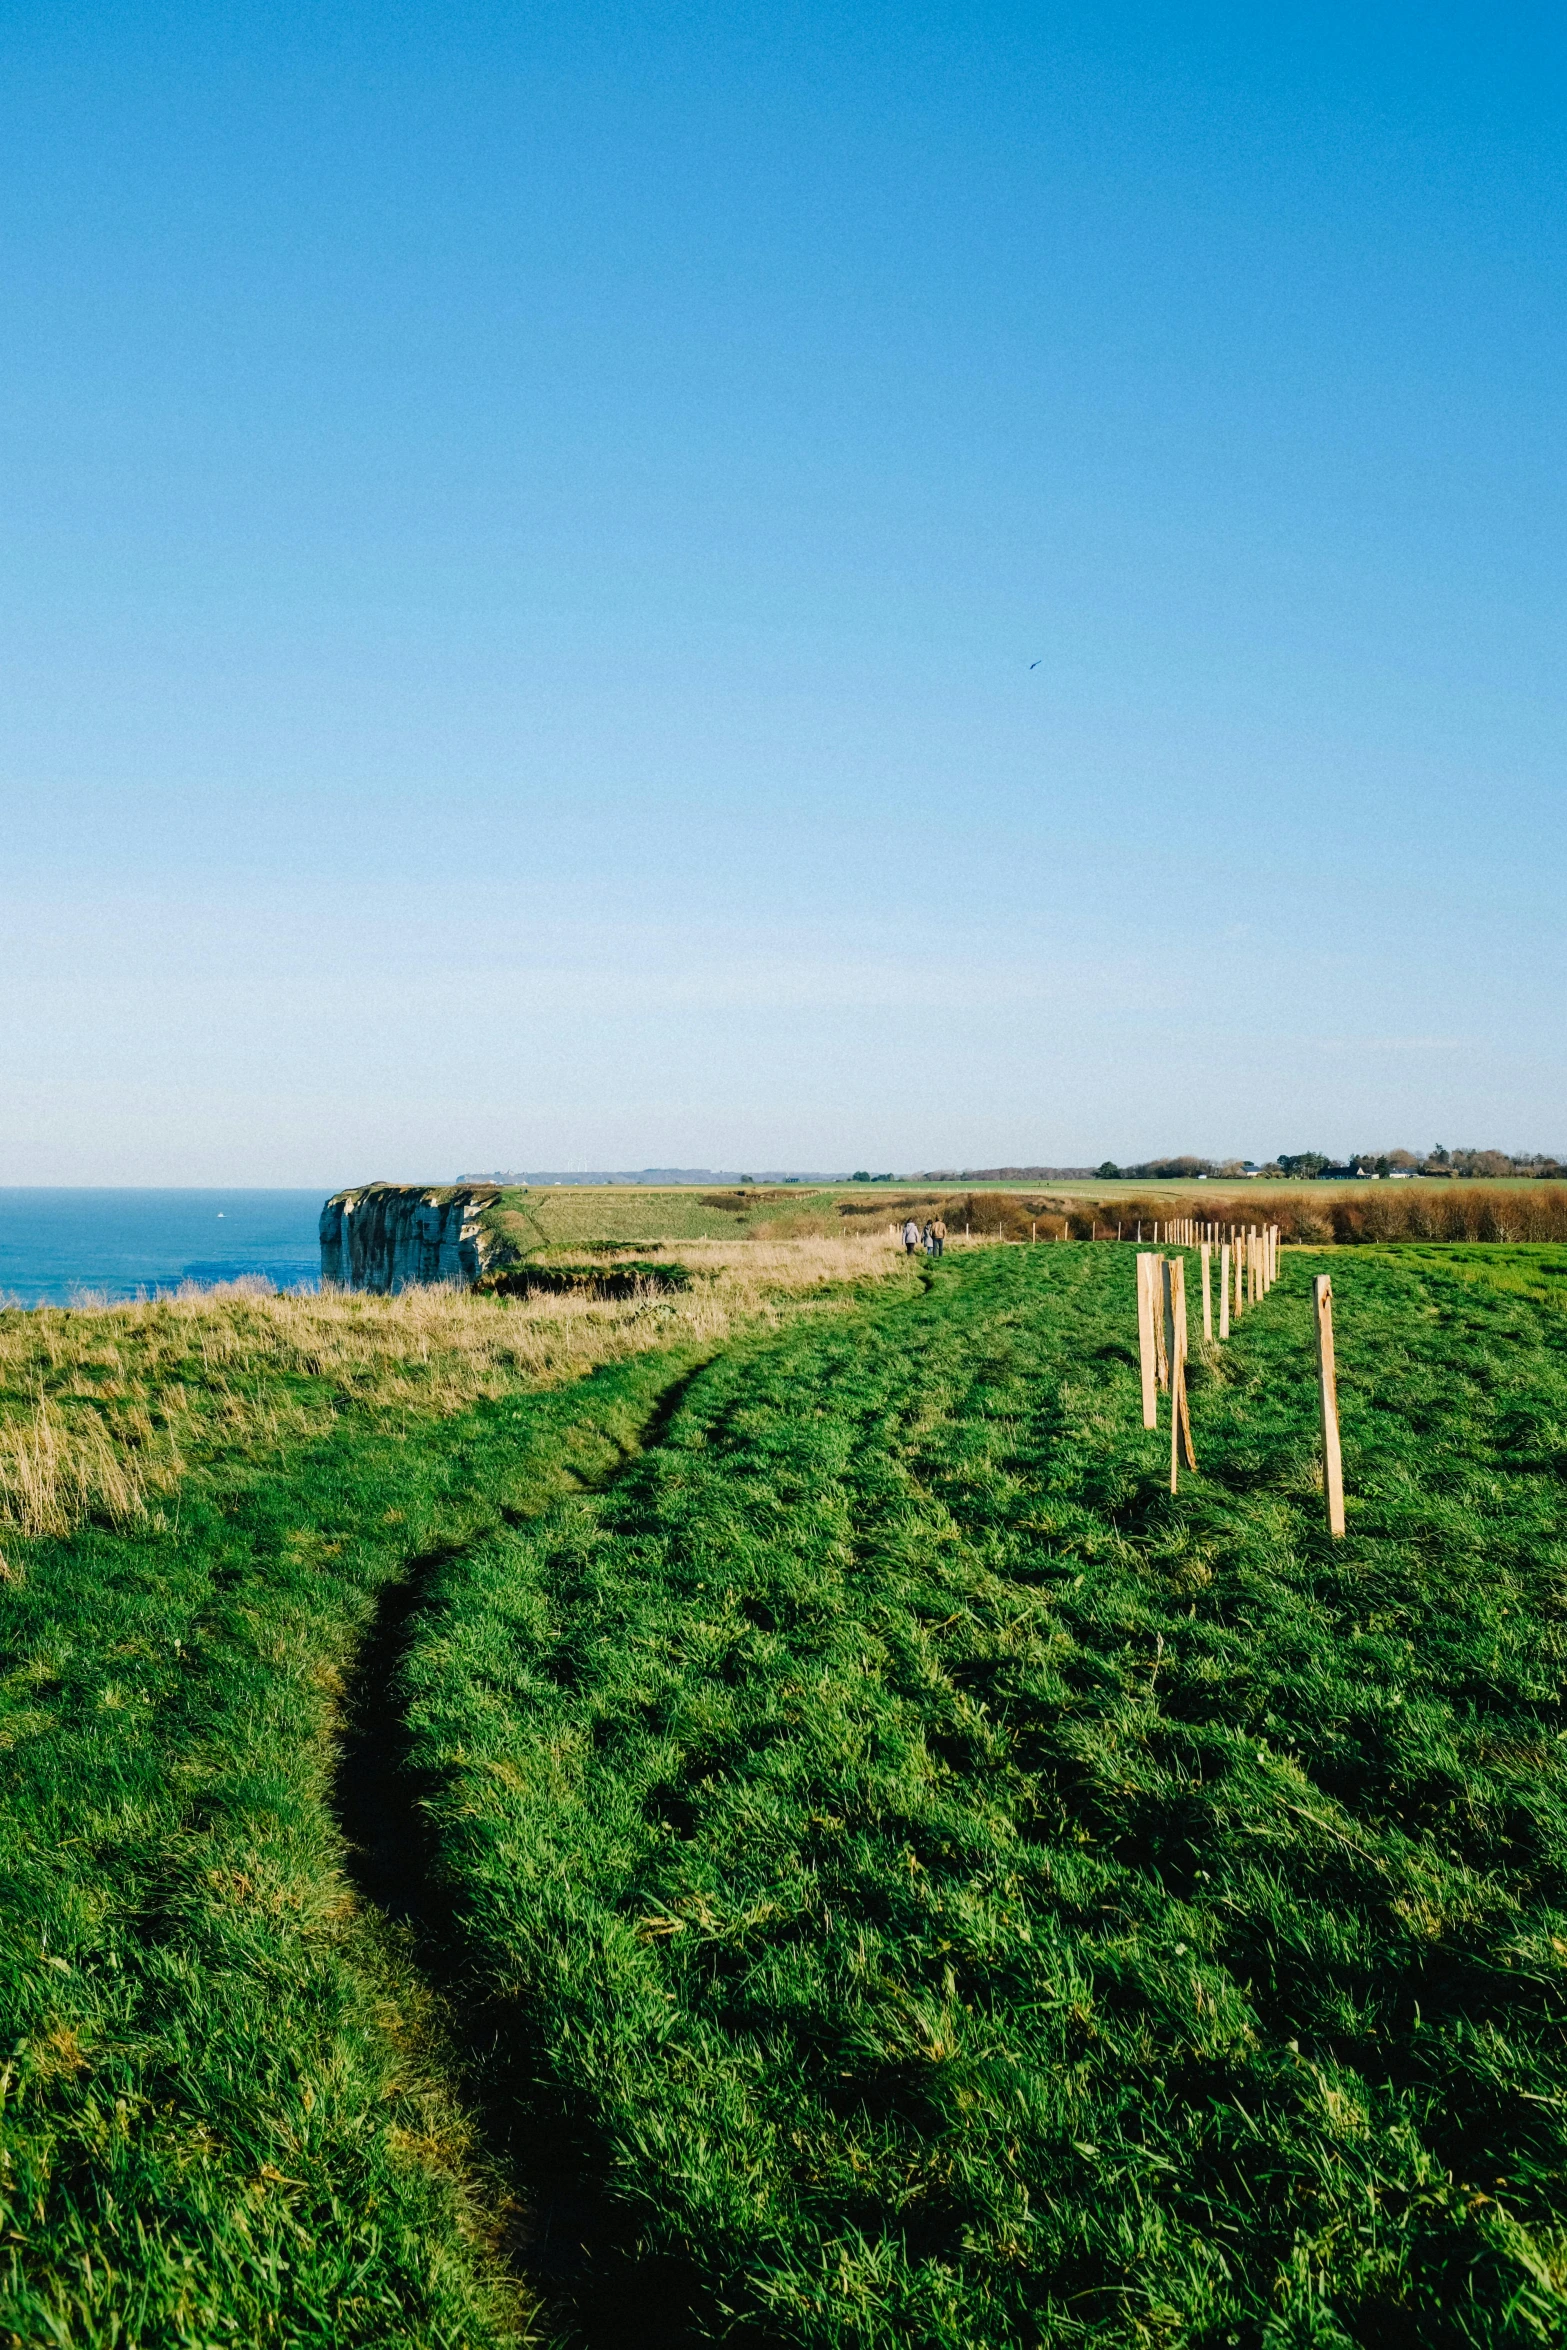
[{"x1": 0, "y1": 1338, "x2": 723, "y2": 2346}]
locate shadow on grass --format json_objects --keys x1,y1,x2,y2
[{"x1": 331, "y1": 1367, "x2": 782, "y2": 2350}]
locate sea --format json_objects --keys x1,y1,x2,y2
[{"x1": 0, "y1": 1190, "x2": 325, "y2": 1308}]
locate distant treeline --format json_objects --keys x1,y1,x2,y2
[
  {"x1": 842, "y1": 1188, "x2": 1567, "y2": 1245},
  {"x1": 1043, "y1": 1151, "x2": 1559, "y2": 1184},
  {"x1": 913, "y1": 1150, "x2": 1564, "y2": 1183}
]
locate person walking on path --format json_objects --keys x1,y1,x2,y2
[
  {"x1": 922, "y1": 1220, "x2": 935, "y2": 1255},
  {"x1": 902, "y1": 1218, "x2": 921, "y2": 1255},
  {"x1": 931, "y1": 1215, "x2": 946, "y2": 1259}
]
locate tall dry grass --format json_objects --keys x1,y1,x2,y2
[
  {"x1": 0, "y1": 1235, "x2": 903, "y2": 1560},
  {"x1": 839, "y1": 1186, "x2": 1567, "y2": 1247},
  {"x1": 1109, "y1": 1185, "x2": 1567, "y2": 1245}
]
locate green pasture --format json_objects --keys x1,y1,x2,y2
[
  {"x1": 473, "y1": 1181, "x2": 1567, "y2": 1268},
  {"x1": 485, "y1": 1185, "x2": 843, "y2": 1254},
  {"x1": 1399, "y1": 1243, "x2": 1567, "y2": 1311},
  {"x1": 4, "y1": 1243, "x2": 1567, "y2": 2345}
]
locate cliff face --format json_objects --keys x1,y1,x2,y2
[{"x1": 319, "y1": 1185, "x2": 502, "y2": 1293}]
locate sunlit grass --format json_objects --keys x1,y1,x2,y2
[
  {"x1": 0, "y1": 1232, "x2": 905, "y2": 1553},
  {"x1": 402, "y1": 1243, "x2": 1567, "y2": 2344}
]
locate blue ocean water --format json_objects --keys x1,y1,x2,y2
[{"x1": 0, "y1": 1191, "x2": 325, "y2": 1307}]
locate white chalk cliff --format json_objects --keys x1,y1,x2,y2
[{"x1": 319, "y1": 1185, "x2": 501, "y2": 1292}]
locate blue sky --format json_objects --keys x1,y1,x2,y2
[{"x1": 2, "y1": 2, "x2": 1562, "y2": 1181}]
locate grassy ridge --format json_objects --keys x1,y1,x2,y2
[
  {"x1": 401, "y1": 1247, "x2": 1567, "y2": 2345},
  {"x1": 0, "y1": 1339, "x2": 714, "y2": 2347}
]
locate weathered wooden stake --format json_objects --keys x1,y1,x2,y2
[
  {"x1": 1163, "y1": 1256, "x2": 1196, "y2": 1486},
  {"x1": 1177, "y1": 1291, "x2": 1196, "y2": 1474},
  {"x1": 1154, "y1": 1255, "x2": 1169, "y2": 1389},
  {"x1": 1201, "y1": 1241, "x2": 1212, "y2": 1340},
  {"x1": 1314, "y1": 1274, "x2": 1346, "y2": 1537},
  {"x1": 1163, "y1": 1258, "x2": 1179, "y2": 1488},
  {"x1": 1136, "y1": 1253, "x2": 1158, "y2": 1428},
  {"x1": 1219, "y1": 1241, "x2": 1230, "y2": 1339}
]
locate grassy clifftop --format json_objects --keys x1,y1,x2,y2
[
  {"x1": 476, "y1": 1182, "x2": 853, "y2": 1256},
  {"x1": 7, "y1": 1231, "x2": 1567, "y2": 2341},
  {"x1": 472, "y1": 1179, "x2": 1567, "y2": 1262}
]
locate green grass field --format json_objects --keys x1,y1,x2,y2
[
  {"x1": 1402, "y1": 1243, "x2": 1567, "y2": 1311},
  {"x1": 485, "y1": 1186, "x2": 847, "y2": 1254},
  {"x1": 472, "y1": 1179, "x2": 1567, "y2": 1265},
  {"x1": 4, "y1": 1244, "x2": 1567, "y2": 2345},
  {"x1": 0, "y1": 1327, "x2": 722, "y2": 2345}
]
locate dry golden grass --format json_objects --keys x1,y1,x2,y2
[{"x1": 0, "y1": 1233, "x2": 906, "y2": 1557}]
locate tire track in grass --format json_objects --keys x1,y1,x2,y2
[
  {"x1": 0, "y1": 1337, "x2": 729, "y2": 2348},
  {"x1": 328, "y1": 1280, "x2": 957, "y2": 2347},
  {"x1": 328, "y1": 1349, "x2": 733, "y2": 2345}
]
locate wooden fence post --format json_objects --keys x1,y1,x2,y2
[
  {"x1": 1163, "y1": 1256, "x2": 1196, "y2": 1488},
  {"x1": 1176, "y1": 1253, "x2": 1195, "y2": 1472},
  {"x1": 1314, "y1": 1275, "x2": 1346, "y2": 1537},
  {"x1": 1219, "y1": 1241, "x2": 1230, "y2": 1338},
  {"x1": 1200, "y1": 1241, "x2": 1212, "y2": 1340},
  {"x1": 1163, "y1": 1257, "x2": 1177, "y2": 1487},
  {"x1": 1136, "y1": 1253, "x2": 1158, "y2": 1428}
]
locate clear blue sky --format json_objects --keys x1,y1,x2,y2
[{"x1": 3, "y1": 2, "x2": 1561, "y2": 1182}]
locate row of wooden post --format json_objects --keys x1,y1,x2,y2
[{"x1": 1135, "y1": 1229, "x2": 1345, "y2": 1534}]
